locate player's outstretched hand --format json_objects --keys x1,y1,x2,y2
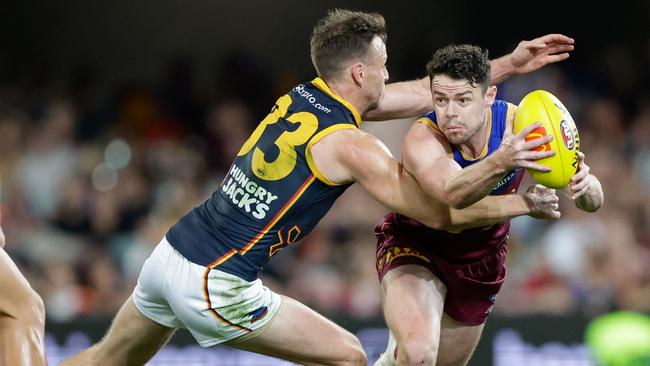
[
  {"x1": 567, "y1": 151, "x2": 592, "y2": 200},
  {"x1": 524, "y1": 184, "x2": 561, "y2": 220},
  {"x1": 496, "y1": 119, "x2": 556, "y2": 172},
  {"x1": 561, "y1": 151, "x2": 604, "y2": 212},
  {"x1": 510, "y1": 34, "x2": 575, "y2": 75}
]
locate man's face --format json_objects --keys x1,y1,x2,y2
[
  {"x1": 361, "y1": 36, "x2": 389, "y2": 111},
  {"x1": 431, "y1": 74, "x2": 489, "y2": 145}
]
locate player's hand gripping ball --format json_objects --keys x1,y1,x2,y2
[{"x1": 514, "y1": 90, "x2": 580, "y2": 188}]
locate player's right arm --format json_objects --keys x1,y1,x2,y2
[
  {"x1": 400, "y1": 120, "x2": 561, "y2": 229},
  {"x1": 404, "y1": 116, "x2": 556, "y2": 209},
  {"x1": 309, "y1": 128, "x2": 448, "y2": 229}
]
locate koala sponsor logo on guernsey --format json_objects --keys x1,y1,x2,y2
[
  {"x1": 221, "y1": 164, "x2": 278, "y2": 219},
  {"x1": 559, "y1": 120, "x2": 575, "y2": 150}
]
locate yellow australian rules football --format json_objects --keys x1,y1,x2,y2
[{"x1": 514, "y1": 90, "x2": 580, "y2": 188}]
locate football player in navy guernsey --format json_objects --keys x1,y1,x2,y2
[
  {"x1": 374, "y1": 45, "x2": 604, "y2": 366},
  {"x1": 63, "y1": 10, "x2": 577, "y2": 366}
]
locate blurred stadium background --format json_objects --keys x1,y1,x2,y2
[{"x1": 1, "y1": 1, "x2": 649, "y2": 365}]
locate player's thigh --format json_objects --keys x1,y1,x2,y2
[
  {"x1": 93, "y1": 296, "x2": 176, "y2": 364},
  {"x1": 436, "y1": 313, "x2": 484, "y2": 366},
  {"x1": 227, "y1": 295, "x2": 366, "y2": 366},
  {"x1": 381, "y1": 264, "x2": 446, "y2": 345}
]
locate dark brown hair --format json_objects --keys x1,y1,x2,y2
[
  {"x1": 426, "y1": 44, "x2": 491, "y2": 91},
  {"x1": 310, "y1": 9, "x2": 387, "y2": 80}
]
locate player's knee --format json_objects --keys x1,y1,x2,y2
[{"x1": 398, "y1": 338, "x2": 438, "y2": 366}]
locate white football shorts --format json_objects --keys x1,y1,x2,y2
[{"x1": 132, "y1": 237, "x2": 282, "y2": 346}]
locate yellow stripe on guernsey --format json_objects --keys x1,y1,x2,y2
[
  {"x1": 306, "y1": 124, "x2": 358, "y2": 186},
  {"x1": 506, "y1": 102, "x2": 517, "y2": 122},
  {"x1": 417, "y1": 117, "x2": 446, "y2": 137},
  {"x1": 239, "y1": 175, "x2": 316, "y2": 255},
  {"x1": 417, "y1": 117, "x2": 454, "y2": 158},
  {"x1": 458, "y1": 107, "x2": 492, "y2": 161},
  {"x1": 311, "y1": 78, "x2": 362, "y2": 126},
  {"x1": 208, "y1": 249, "x2": 238, "y2": 269}
]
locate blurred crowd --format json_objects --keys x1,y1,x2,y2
[{"x1": 0, "y1": 47, "x2": 648, "y2": 327}]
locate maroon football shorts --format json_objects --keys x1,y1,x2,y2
[{"x1": 375, "y1": 219, "x2": 507, "y2": 326}]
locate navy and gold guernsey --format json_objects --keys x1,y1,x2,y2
[
  {"x1": 167, "y1": 78, "x2": 359, "y2": 281},
  {"x1": 387, "y1": 100, "x2": 526, "y2": 262}
]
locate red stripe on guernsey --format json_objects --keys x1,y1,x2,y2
[
  {"x1": 239, "y1": 175, "x2": 316, "y2": 255},
  {"x1": 202, "y1": 260, "x2": 253, "y2": 333},
  {"x1": 218, "y1": 164, "x2": 234, "y2": 187}
]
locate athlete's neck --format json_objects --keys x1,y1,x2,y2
[
  {"x1": 322, "y1": 79, "x2": 369, "y2": 116},
  {"x1": 457, "y1": 110, "x2": 490, "y2": 158}
]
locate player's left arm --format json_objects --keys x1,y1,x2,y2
[
  {"x1": 404, "y1": 117, "x2": 554, "y2": 209},
  {"x1": 562, "y1": 151, "x2": 604, "y2": 212}
]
